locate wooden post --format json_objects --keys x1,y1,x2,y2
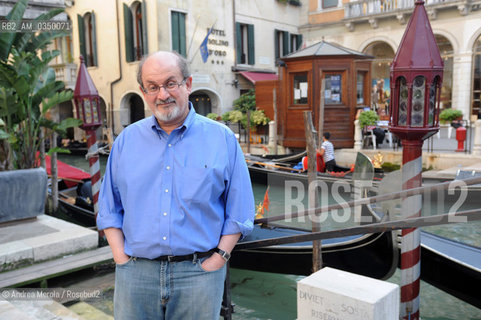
[
  {"x1": 318, "y1": 79, "x2": 325, "y2": 143},
  {"x1": 246, "y1": 109, "x2": 251, "y2": 154},
  {"x1": 303, "y1": 111, "x2": 323, "y2": 272},
  {"x1": 50, "y1": 132, "x2": 58, "y2": 212},
  {"x1": 273, "y1": 88, "x2": 278, "y2": 155},
  {"x1": 221, "y1": 263, "x2": 233, "y2": 320},
  {"x1": 39, "y1": 128, "x2": 46, "y2": 169}
]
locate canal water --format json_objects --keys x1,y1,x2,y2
[{"x1": 56, "y1": 154, "x2": 481, "y2": 319}]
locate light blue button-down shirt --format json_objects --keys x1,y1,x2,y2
[{"x1": 97, "y1": 105, "x2": 254, "y2": 259}]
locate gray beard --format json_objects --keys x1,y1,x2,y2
[{"x1": 154, "y1": 104, "x2": 183, "y2": 122}]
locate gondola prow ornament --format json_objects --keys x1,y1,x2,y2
[{"x1": 73, "y1": 56, "x2": 102, "y2": 221}]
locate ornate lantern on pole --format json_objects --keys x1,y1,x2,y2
[
  {"x1": 73, "y1": 56, "x2": 102, "y2": 219},
  {"x1": 388, "y1": 1, "x2": 443, "y2": 319}
]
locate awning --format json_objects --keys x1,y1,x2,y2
[{"x1": 239, "y1": 71, "x2": 278, "y2": 84}]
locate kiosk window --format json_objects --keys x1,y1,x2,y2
[
  {"x1": 293, "y1": 73, "x2": 308, "y2": 104},
  {"x1": 357, "y1": 73, "x2": 365, "y2": 104},
  {"x1": 324, "y1": 74, "x2": 342, "y2": 104}
]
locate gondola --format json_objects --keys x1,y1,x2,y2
[
  {"x1": 55, "y1": 182, "x2": 96, "y2": 227},
  {"x1": 420, "y1": 231, "x2": 481, "y2": 308},
  {"x1": 45, "y1": 155, "x2": 94, "y2": 227},
  {"x1": 231, "y1": 203, "x2": 399, "y2": 280},
  {"x1": 246, "y1": 152, "x2": 384, "y2": 187}
]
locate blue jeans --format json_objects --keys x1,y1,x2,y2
[{"x1": 114, "y1": 256, "x2": 226, "y2": 320}]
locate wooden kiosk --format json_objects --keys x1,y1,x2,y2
[{"x1": 274, "y1": 41, "x2": 373, "y2": 149}]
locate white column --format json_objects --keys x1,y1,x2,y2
[
  {"x1": 473, "y1": 119, "x2": 481, "y2": 155},
  {"x1": 268, "y1": 120, "x2": 277, "y2": 148},
  {"x1": 451, "y1": 52, "x2": 473, "y2": 118},
  {"x1": 354, "y1": 119, "x2": 362, "y2": 150}
]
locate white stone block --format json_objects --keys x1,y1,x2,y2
[
  {"x1": 0, "y1": 241, "x2": 33, "y2": 271},
  {"x1": 297, "y1": 267, "x2": 399, "y2": 320},
  {"x1": 24, "y1": 229, "x2": 97, "y2": 262}
]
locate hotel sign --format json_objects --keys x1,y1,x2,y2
[{"x1": 208, "y1": 28, "x2": 228, "y2": 61}]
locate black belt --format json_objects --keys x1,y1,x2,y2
[{"x1": 153, "y1": 249, "x2": 215, "y2": 262}]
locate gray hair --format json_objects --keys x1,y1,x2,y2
[{"x1": 137, "y1": 51, "x2": 191, "y2": 87}]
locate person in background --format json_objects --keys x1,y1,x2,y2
[
  {"x1": 372, "y1": 127, "x2": 386, "y2": 146},
  {"x1": 318, "y1": 132, "x2": 336, "y2": 172},
  {"x1": 97, "y1": 51, "x2": 255, "y2": 319}
]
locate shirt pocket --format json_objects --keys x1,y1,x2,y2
[{"x1": 176, "y1": 166, "x2": 221, "y2": 204}]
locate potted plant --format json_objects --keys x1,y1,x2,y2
[
  {"x1": 251, "y1": 110, "x2": 270, "y2": 126},
  {"x1": 227, "y1": 110, "x2": 243, "y2": 124},
  {"x1": 221, "y1": 111, "x2": 231, "y2": 124},
  {"x1": 358, "y1": 110, "x2": 380, "y2": 129},
  {"x1": 250, "y1": 109, "x2": 270, "y2": 134},
  {"x1": 206, "y1": 113, "x2": 220, "y2": 121},
  {"x1": 439, "y1": 108, "x2": 463, "y2": 124}
]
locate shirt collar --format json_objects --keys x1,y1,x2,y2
[{"x1": 150, "y1": 102, "x2": 197, "y2": 136}]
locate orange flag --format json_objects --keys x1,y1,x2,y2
[
  {"x1": 255, "y1": 186, "x2": 270, "y2": 219},
  {"x1": 262, "y1": 186, "x2": 270, "y2": 212}
]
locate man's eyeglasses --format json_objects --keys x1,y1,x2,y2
[{"x1": 142, "y1": 78, "x2": 187, "y2": 95}]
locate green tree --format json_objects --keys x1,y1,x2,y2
[
  {"x1": 0, "y1": 0, "x2": 81, "y2": 170},
  {"x1": 233, "y1": 89, "x2": 256, "y2": 112}
]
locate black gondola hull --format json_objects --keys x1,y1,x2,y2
[
  {"x1": 231, "y1": 225, "x2": 398, "y2": 280},
  {"x1": 419, "y1": 232, "x2": 481, "y2": 309}
]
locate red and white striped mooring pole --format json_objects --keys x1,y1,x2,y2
[
  {"x1": 400, "y1": 141, "x2": 423, "y2": 319},
  {"x1": 73, "y1": 56, "x2": 103, "y2": 221},
  {"x1": 86, "y1": 130, "x2": 101, "y2": 216},
  {"x1": 388, "y1": 1, "x2": 444, "y2": 318}
]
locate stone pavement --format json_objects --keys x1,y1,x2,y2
[
  {"x1": 364, "y1": 125, "x2": 480, "y2": 180},
  {"x1": 0, "y1": 215, "x2": 101, "y2": 319},
  {"x1": 0, "y1": 215, "x2": 98, "y2": 273},
  {"x1": 372, "y1": 125, "x2": 474, "y2": 154}
]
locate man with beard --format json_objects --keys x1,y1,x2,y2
[{"x1": 97, "y1": 51, "x2": 255, "y2": 319}]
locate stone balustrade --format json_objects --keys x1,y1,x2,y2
[{"x1": 345, "y1": 0, "x2": 464, "y2": 19}]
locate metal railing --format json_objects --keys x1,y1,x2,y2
[{"x1": 344, "y1": 0, "x2": 461, "y2": 19}]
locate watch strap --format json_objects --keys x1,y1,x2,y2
[{"x1": 214, "y1": 247, "x2": 231, "y2": 262}]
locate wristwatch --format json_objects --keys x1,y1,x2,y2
[{"x1": 214, "y1": 247, "x2": 231, "y2": 262}]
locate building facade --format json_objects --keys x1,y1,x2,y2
[
  {"x1": 301, "y1": 0, "x2": 481, "y2": 123},
  {"x1": 61, "y1": 0, "x2": 305, "y2": 136},
  {"x1": 4, "y1": 0, "x2": 481, "y2": 143}
]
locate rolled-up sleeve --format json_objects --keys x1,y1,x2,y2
[
  {"x1": 221, "y1": 134, "x2": 255, "y2": 238},
  {"x1": 96, "y1": 140, "x2": 124, "y2": 231}
]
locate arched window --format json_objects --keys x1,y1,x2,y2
[
  {"x1": 363, "y1": 42, "x2": 395, "y2": 113},
  {"x1": 473, "y1": 35, "x2": 481, "y2": 118},
  {"x1": 129, "y1": 95, "x2": 145, "y2": 123},
  {"x1": 124, "y1": 1, "x2": 148, "y2": 62},
  {"x1": 435, "y1": 35, "x2": 453, "y2": 110},
  {"x1": 78, "y1": 12, "x2": 97, "y2": 67},
  {"x1": 54, "y1": 16, "x2": 73, "y2": 64}
]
